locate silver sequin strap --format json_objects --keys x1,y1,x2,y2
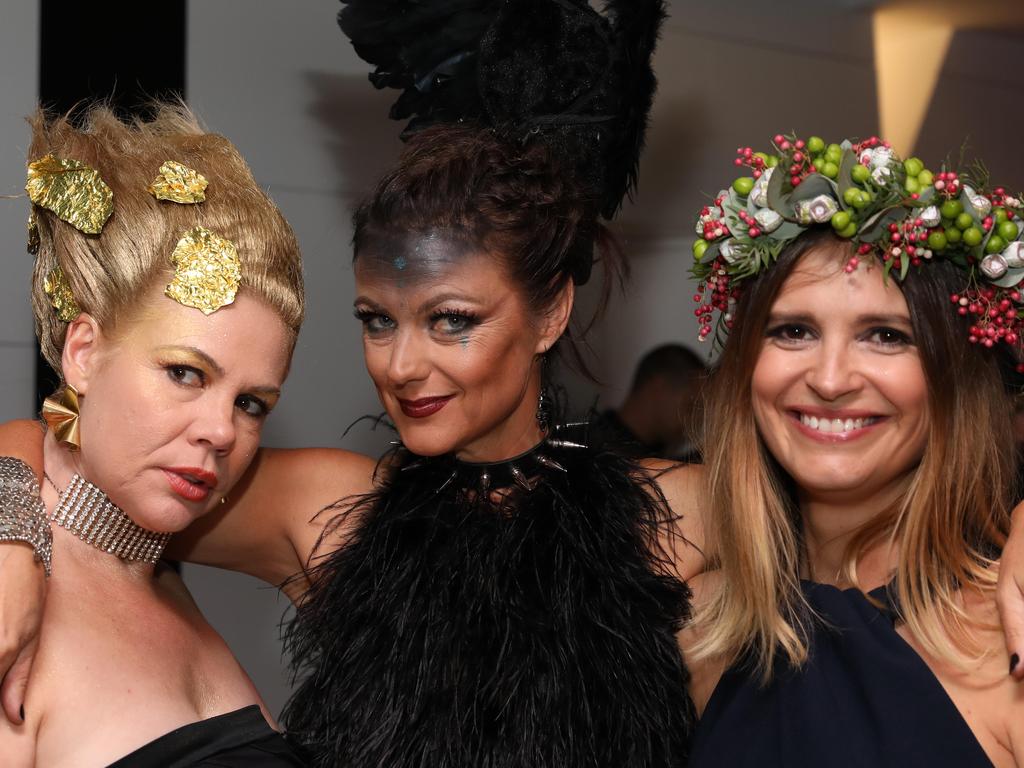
[
  {"x1": 0, "y1": 457, "x2": 53, "y2": 576},
  {"x1": 51, "y1": 475, "x2": 171, "y2": 564}
]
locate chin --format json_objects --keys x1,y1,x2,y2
[{"x1": 397, "y1": 428, "x2": 457, "y2": 457}]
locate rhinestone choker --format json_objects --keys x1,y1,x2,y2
[{"x1": 50, "y1": 474, "x2": 171, "y2": 563}]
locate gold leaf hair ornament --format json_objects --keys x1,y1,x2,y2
[
  {"x1": 41, "y1": 383, "x2": 82, "y2": 451},
  {"x1": 25, "y1": 154, "x2": 113, "y2": 235},
  {"x1": 27, "y1": 208, "x2": 40, "y2": 255},
  {"x1": 149, "y1": 160, "x2": 208, "y2": 204},
  {"x1": 165, "y1": 226, "x2": 242, "y2": 314},
  {"x1": 44, "y1": 266, "x2": 81, "y2": 323}
]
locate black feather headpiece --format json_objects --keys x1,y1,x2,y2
[{"x1": 338, "y1": 0, "x2": 668, "y2": 221}]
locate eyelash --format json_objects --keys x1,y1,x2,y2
[
  {"x1": 163, "y1": 364, "x2": 270, "y2": 419},
  {"x1": 765, "y1": 324, "x2": 914, "y2": 348},
  {"x1": 430, "y1": 307, "x2": 480, "y2": 335},
  {"x1": 353, "y1": 307, "x2": 394, "y2": 335}
]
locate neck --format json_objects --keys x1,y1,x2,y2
[{"x1": 799, "y1": 479, "x2": 907, "y2": 590}]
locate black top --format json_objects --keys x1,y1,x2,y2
[
  {"x1": 690, "y1": 581, "x2": 993, "y2": 768},
  {"x1": 107, "y1": 705, "x2": 306, "y2": 767},
  {"x1": 283, "y1": 439, "x2": 695, "y2": 767}
]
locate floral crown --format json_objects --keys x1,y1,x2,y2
[{"x1": 690, "y1": 134, "x2": 1024, "y2": 355}]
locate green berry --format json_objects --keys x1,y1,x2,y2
[
  {"x1": 807, "y1": 136, "x2": 826, "y2": 154},
  {"x1": 962, "y1": 226, "x2": 984, "y2": 247},
  {"x1": 997, "y1": 220, "x2": 1018, "y2": 242},
  {"x1": 995, "y1": 207, "x2": 1009, "y2": 223},
  {"x1": 766, "y1": 156, "x2": 779, "y2": 168},
  {"x1": 927, "y1": 231, "x2": 948, "y2": 250},
  {"x1": 843, "y1": 187, "x2": 860, "y2": 206},
  {"x1": 851, "y1": 165, "x2": 870, "y2": 184},
  {"x1": 812, "y1": 157, "x2": 826, "y2": 172},
  {"x1": 944, "y1": 227, "x2": 962, "y2": 244},
  {"x1": 693, "y1": 239, "x2": 709, "y2": 259},
  {"x1": 838, "y1": 222, "x2": 858, "y2": 238},
  {"x1": 825, "y1": 144, "x2": 843, "y2": 164},
  {"x1": 940, "y1": 199, "x2": 964, "y2": 219},
  {"x1": 903, "y1": 157, "x2": 924, "y2": 177},
  {"x1": 822, "y1": 161, "x2": 839, "y2": 179},
  {"x1": 986, "y1": 235, "x2": 1007, "y2": 254},
  {"x1": 733, "y1": 177, "x2": 755, "y2": 196},
  {"x1": 831, "y1": 211, "x2": 851, "y2": 231},
  {"x1": 851, "y1": 190, "x2": 871, "y2": 209},
  {"x1": 955, "y1": 212, "x2": 974, "y2": 230},
  {"x1": 904, "y1": 177, "x2": 920, "y2": 195},
  {"x1": 917, "y1": 170, "x2": 934, "y2": 187}
]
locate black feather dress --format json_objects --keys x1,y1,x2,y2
[{"x1": 283, "y1": 438, "x2": 695, "y2": 767}]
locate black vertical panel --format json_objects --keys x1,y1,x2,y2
[{"x1": 35, "y1": 0, "x2": 187, "y2": 406}]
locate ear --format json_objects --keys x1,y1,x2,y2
[
  {"x1": 536, "y1": 280, "x2": 575, "y2": 354},
  {"x1": 61, "y1": 314, "x2": 105, "y2": 395}
]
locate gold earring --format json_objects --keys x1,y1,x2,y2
[{"x1": 41, "y1": 384, "x2": 82, "y2": 451}]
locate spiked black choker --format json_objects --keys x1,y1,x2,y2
[{"x1": 399, "y1": 423, "x2": 589, "y2": 495}]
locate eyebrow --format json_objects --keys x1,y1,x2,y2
[
  {"x1": 767, "y1": 311, "x2": 913, "y2": 326},
  {"x1": 155, "y1": 345, "x2": 282, "y2": 396},
  {"x1": 353, "y1": 293, "x2": 486, "y2": 315}
]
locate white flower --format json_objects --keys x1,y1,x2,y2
[
  {"x1": 1005, "y1": 196, "x2": 1022, "y2": 209},
  {"x1": 871, "y1": 165, "x2": 893, "y2": 185},
  {"x1": 750, "y1": 167, "x2": 774, "y2": 208},
  {"x1": 1003, "y1": 241, "x2": 1024, "y2": 269},
  {"x1": 860, "y1": 146, "x2": 895, "y2": 170},
  {"x1": 719, "y1": 239, "x2": 740, "y2": 264},
  {"x1": 754, "y1": 207, "x2": 783, "y2": 233},
  {"x1": 918, "y1": 205, "x2": 941, "y2": 228},
  {"x1": 980, "y1": 253, "x2": 1008, "y2": 280},
  {"x1": 964, "y1": 185, "x2": 992, "y2": 217},
  {"x1": 795, "y1": 194, "x2": 838, "y2": 225}
]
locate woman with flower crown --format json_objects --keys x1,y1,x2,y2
[{"x1": 680, "y1": 135, "x2": 1024, "y2": 766}]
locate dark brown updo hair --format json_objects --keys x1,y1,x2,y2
[{"x1": 352, "y1": 124, "x2": 627, "y2": 368}]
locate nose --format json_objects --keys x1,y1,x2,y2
[
  {"x1": 386, "y1": 329, "x2": 430, "y2": 388},
  {"x1": 804, "y1": 338, "x2": 861, "y2": 402},
  {"x1": 189, "y1": 397, "x2": 237, "y2": 455}
]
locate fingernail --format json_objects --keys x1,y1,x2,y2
[
  {"x1": 18, "y1": 704, "x2": 24, "y2": 722},
  {"x1": 1011, "y1": 653, "x2": 1019, "y2": 675}
]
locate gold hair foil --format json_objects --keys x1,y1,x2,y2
[
  {"x1": 149, "y1": 160, "x2": 208, "y2": 204},
  {"x1": 44, "y1": 266, "x2": 81, "y2": 323},
  {"x1": 165, "y1": 226, "x2": 241, "y2": 314},
  {"x1": 27, "y1": 209, "x2": 40, "y2": 255},
  {"x1": 25, "y1": 154, "x2": 113, "y2": 235}
]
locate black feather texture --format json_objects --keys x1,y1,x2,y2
[
  {"x1": 338, "y1": 0, "x2": 668, "y2": 219},
  {"x1": 283, "y1": 442, "x2": 695, "y2": 767}
]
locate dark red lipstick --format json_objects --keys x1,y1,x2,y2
[{"x1": 398, "y1": 396, "x2": 454, "y2": 418}]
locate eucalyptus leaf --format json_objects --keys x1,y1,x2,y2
[
  {"x1": 837, "y1": 149, "x2": 858, "y2": 201},
  {"x1": 767, "y1": 221, "x2": 805, "y2": 241},
  {"x1": 992, "y1": 267, "x2": 1024, "y2": 288},
  {"x1": 790, "y1": 174, "x2": 838, "y2": 205},
  {"x1": 766, "y1": 166, "x2": 794, "y2": 218},
  {"x1": 899, "y1": 256, "x2": 911, "y2": 281}
]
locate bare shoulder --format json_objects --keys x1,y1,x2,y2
[{"x1": 638, "y1": 459, "x2": 708, "y2": 580}]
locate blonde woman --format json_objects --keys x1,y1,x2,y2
[{"x1": 0, "y1": 106, "x2": 306, "y2": 766}]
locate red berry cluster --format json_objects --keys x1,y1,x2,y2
[
  {"x1": 850, "y1": 135, "x2": 889, "y2": 154},
  {"x1": 774, "y1": 135, "x2": 814, "y2": 188},
  {"x1": 933, "y1": 170, "x2": 961, "y2": 197},
  {"x1": 882, "y1": 219, "x2": 935, "y2": 270},
  {"x1": 951, "y1": 288, "x2": 1023, "y2": 352},
  {"x1": 734, "y1": 147, "x2": 768, "y2": 179},
  {"x1": 698, "y1": 203, "x2": 730, "y2": 241},
  {"x1": 693, "y1": 258, "x2": 738, "y2": 341}
]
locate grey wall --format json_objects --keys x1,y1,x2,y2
[
  {"x1": 1, "y1": 0, "x2": 1021, "y2": 718},
  {"x1": 0, "y1": 2, "x2": 38, "y2": 421}
]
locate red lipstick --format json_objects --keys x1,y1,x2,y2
[
  {"x1": 398, "y1": 396, "x2": 454, "y2": 419},
  {"x1": 163, "y1": 467, "x2": 218, "y2": 503}
]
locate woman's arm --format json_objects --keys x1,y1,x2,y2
[
  {"x1": 0, "y1": 420, "x2": 47, "y2": 726},
  {"x1": 167, "y1": 446, "x2": 378, "y2": 593},
  {"x1": 642, "y1": 459, "x2": 708, "y2": 582}
]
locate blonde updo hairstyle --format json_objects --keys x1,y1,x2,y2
[{"x1": 29, "y1": 104, "x2": 305, "y2": 377}]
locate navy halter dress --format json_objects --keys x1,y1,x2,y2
[{"x1": 690, "y1": 582, "x2": 994, "y2": 767}]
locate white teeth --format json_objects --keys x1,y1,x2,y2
[{"x1": 798, "y1": 413, "x2": 874, "y2": 434}]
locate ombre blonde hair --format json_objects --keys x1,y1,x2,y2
[
  {"x1": 692, "y1": 228, "x2": 1016, "y2": 678},
  {"x1": 29, "y1": 103, "x2": 305, "y2": 375}
]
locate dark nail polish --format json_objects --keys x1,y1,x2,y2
[
  {"x1": 1010, "y1": 653, "x2": 1019, "y2": 675},
  {"x1": 18, "y1": 704, "x2": 24, "y2": 722}
]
